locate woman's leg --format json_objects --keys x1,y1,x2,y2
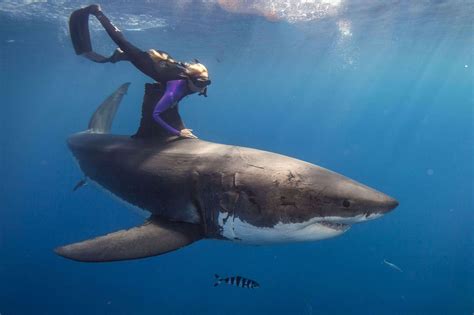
[
  {"x1": 90, "y1": 6, "x2": 143, "y2": 59},
  {"x1": 70, "y1": 5, "x2": 179, "y2": 80}
]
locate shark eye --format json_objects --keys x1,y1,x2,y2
[{"x1": 343, "y1": 200, "x2": 351, "y2": 208}]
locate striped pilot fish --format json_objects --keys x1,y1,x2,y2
[{"x1": 214, "y1": 274, "x2": 260, "y2": 289}]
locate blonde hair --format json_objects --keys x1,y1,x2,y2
[
  {"x1": 148, "y1": 49, "x2": 175, "y2": 63},
  {"x1": 149, "y1": 49, "x2": 208, "y2": 81},
  {"x1": 184, "y1": 62, "x2": 209, "y2": 80}
]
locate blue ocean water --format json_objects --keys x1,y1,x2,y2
[{"x1": 0, "y1": 1, "x2": 472, "y2": 314}]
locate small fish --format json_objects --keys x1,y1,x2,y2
[
  {"x1": 73, "y1": 178, "x2": 87, "y2": 192},
  {"x1": 383, "y1": 259, "x2": 403, "y2": 272},
  {"x1": 214, "y1": 274, "x2": 260, "y2": 289}
]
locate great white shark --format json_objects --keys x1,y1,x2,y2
[{"x1": 55, "y1": 83, "x2": 399, "y2": 262}]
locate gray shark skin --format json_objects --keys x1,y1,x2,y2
[{"x1": 55, "y1": 84, "x2": 398, "y2": 262}]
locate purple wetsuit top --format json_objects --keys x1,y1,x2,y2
[{"x1": 152, "y1": 79, "x2": 191, "y2": 136}]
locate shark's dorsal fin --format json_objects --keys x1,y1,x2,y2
[
  {"x1": 133, "y1": 83, "x2": 186, "y2": 140},
  {"x1": 88, "y1": 82, "x2": 130, "y2": 133},
  {"x1": 55, "y1": 216, "x2": 203, "y2": 262}
]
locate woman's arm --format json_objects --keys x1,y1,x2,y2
[{"x1": 152, "y1": 80, "x2": 189, "y2": 136}]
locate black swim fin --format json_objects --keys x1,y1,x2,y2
[
  {"x1": 69, "y1": 6, "x2": 110, "y2": 62},
  {"x1": 69, "y1": 7, "x2": 94, "y2": 55},
  {"x1": 55, "y1": 216, "x2": 203, "y2": 262}
]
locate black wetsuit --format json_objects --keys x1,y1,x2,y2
[
  {"x1": 69, "y1": 5, "x2": 186, "y2": 83},
  {"x1": 69, "y1": 5, "x2": 209, "y2": 138}
]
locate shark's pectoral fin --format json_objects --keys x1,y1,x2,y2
[{"x1": 55, "y1": 216, "x2": 203, "y2": 262}]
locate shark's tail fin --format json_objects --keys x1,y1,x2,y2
[
  {"x1": 88, "y1": 82, "x2": 130, "y2": 133},
  {"x1": 214, "y1": 274, "x2": 222, "y2": 287}
]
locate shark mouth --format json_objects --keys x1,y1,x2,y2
[
  {"x1": 318, "y1": 221, "x2": 351, "y2": 232},
  {"x1": 319, "y1": 212, "x2": 385, "y2": 225},
  {"x1": 217, "y1": 212, "x2": 353, "y2": 244}
]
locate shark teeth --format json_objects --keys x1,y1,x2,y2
[{"x1": 318, "y1": 221, "x2": 350, "y2": 231}]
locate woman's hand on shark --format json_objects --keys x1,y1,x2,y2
[{"x1": 180, "y1": 128, "x2": 198, "y2": 139}]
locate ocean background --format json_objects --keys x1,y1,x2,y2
[{"x1": 0, "y1": 1, "x2": 472, "y2": 314}]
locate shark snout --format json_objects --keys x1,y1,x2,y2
[
  {"x1": 357, "y1": 186, "x2": 399, "y2": 215},
  {"x1": 336, "y1": 178, "x2": 398, "y2": 211},
  {"x1": 324, "y1": 175, "x2": 399, "y2": 223},
  {"x1": 379, "y1": 195, "x2": 399, "y2": 213}
]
